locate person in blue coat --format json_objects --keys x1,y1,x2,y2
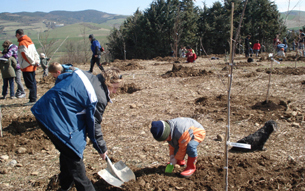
[
  {"x1": 88, "y1": 34, "x2": 104, "y2": 73},
  {"x1": 31, "y1": 68, "x2": 122, "y2": 191}
]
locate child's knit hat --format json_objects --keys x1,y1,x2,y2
[
  {"x1": 40, "y1": 53, "x2": 45, "y2": 58},
  {"x1": 150, "y1": 120, "x2": 171, "y2": 141}
]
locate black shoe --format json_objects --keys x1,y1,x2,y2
[
  {"x1": 0, "y1": 96, "x2": 6, "y2": 99},
  {"x1": 24, "y1": 101, "x2": 36, "y2": 106}
]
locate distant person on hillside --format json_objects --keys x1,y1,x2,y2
[
  {"x1": 253, "y1": 40, "x2": 261, "y2": 57},
  {"x1": 150, "y1": 117, "x2": 206, "y2": 177},
  {"x1": 48, "y1": 62, "x2": 77, "y2": 79},
  {"x1": 88, "y1": 34, "x2": 104, "y2": 73},
  {"x1": 15, "y1": 29, "x2": 40, "y2": 105},
  {"x1": 0, "y1": 40, "x2": 26, "y2": 98},
  {"x1": 245, "y1": 35, "x2": 251, "y2": 58},
  {"x1": 31, "y1": 68, "x2": 123, "y2": 191},
  {"x1": 40, "y1": 53, "x2": 50, "y2": 78}
]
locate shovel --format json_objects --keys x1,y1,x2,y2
[
  {"x1": 98, "y1": 155, "x2": 135, "y2": 188},
  {"x1": 165, "y1": 163, "x2": 174, "y2": 173}
]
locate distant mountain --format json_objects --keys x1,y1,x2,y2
[
  {"x1": 280, "y1": 10, "x2": 305, "y2": 29},
  {"x1": 0, "y1": 10, "x2": 128, "y2": 25}
]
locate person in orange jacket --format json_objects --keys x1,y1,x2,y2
[
  {"x1": 15, "y1": 29, "x2": 40, "y2": 105},
  {"x1": 150, "y1": 117, "x2": 206, "y2": 177}
]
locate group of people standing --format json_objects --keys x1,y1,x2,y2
[
  {"x1": 0, "y1": 30, "x2": 105, "y2": 105},
  {"x1": 245, "y1": 29, "x2": 305, "y2": 58},
  {"x1": 0, "y1": 29, "x2": 39, "y2": 105}
]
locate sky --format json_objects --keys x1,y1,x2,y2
[{"x1": 0, "y1": 0, "x2": 303, "y2": 15}]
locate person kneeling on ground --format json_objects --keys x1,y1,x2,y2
[
  {"x1": 31, "y1": 68, "x2": 123, "y2": 191},
  {"x1": 186, "y1": 46, "x2": 197, "y2": 63},
  {"x1": 48, "y1": 62, "x2": 77, "y2": 78},
  {"x1": 150, "y1": 117, "x2": 206, "y2": 177}
]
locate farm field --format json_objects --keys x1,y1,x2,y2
[{"x1": 0, "y1": 53, "x2": 304, "y2": 190}]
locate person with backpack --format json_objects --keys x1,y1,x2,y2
[{"x1": 88, "y1": 34, "x2": 104, "y2": 73}]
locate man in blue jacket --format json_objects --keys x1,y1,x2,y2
[
  {"x1": 88, "y1": 34, "x2": 104, "y2": 73},
  {"x1": 31, "y1": 68, "x2": 122, "y2": 191}
]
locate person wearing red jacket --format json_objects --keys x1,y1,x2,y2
[
  {"x1": 15, "y1": 29, "x2": 40, "y2": 105},
  {"x1": 253, "y1": 40, "x2": 261, "y2": 57}
]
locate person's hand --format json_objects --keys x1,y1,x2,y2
[
  {"x1": 170, "y1": 155, "x2": 177, "y2": 165},
  {"x1": 94, "y1": 55, "x2": 98, "y2": 58},
  {"x1": 99, "y1": 151, "x2": 108, "y2": 160},
  {"x1": 0, "y1": 51, "x2": 2, "y2": 54}
]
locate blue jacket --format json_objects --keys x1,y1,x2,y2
[
  {"x1": 91, "y1": 39, "x2": 101, "y2": 56},
  {"x1": 31, "y1": 70, "x2": 110, "y2": 158}
]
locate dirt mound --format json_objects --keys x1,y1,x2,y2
[
  {"x1": 38, "y1": 75, "x2": 56, "y2": 85},
  {"x1": 162, "y1": 64, "x2": 213, "y2": 78},
  {"x1": 113, "y1": 62, "x2": 145, "y2": 71},
  {"x1": 117, "y1": 83, "x2": 141, "y2": 94},
  {"x1": 153, "y1": 56, "x2": 185, "y2": 62},
  {"x1": 257, "y1": 67, "x2": 305, "y2": 75},
  {"x1": 236, "y1": 61, "x2": 261, "y2": 67},
  {"x1": 252, "y1": 100, "x2": 286, "y2": 111},
  {"x1": 90, "y1": 154, "x2": 304, "y2": 191},
  {"x1": 193, "y1": 95, "x2": 289, "y2": 124},
  {"x1": 244, "y1": 71, "x2": 258, "y2": 78},
  {"x1": 0, "y1": 117, "x2": 53, "y2": 154}
]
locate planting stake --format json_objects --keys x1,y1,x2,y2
[
  {"x1": 224, "y1": 3, "x2": 234, "y2": 191},
  {"x1": 0, "y1": 106, "x2": 2, "y2": 137}
]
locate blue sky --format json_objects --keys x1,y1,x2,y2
[{"x1": 0, "y1": 0, "x2": 303, "y2": 15}]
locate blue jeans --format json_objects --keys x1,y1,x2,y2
[
  {"x1": 186, "y1": 140, "x2": 200, "y2": 158},
  {"x1": 2, "y1": 77, "x2": 15, "y2": 97}
]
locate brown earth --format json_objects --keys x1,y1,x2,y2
[{"x1": 0, "y1": 54, "x2": 305, "y2": 190}]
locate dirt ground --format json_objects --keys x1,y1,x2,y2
[{"x1": 0, "y1": 52, "x2": 305, "y2": 191}]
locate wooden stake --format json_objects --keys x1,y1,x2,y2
[
  {"x1": 0, "y1": 106, "x2": 2, "y2": 137},
  {"x1": 224, "y1": 3, "x2": 234, "y2": 191}
]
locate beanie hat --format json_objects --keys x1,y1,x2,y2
[
  {"x1": 40, "y1": 53, "x2": 45, "y2": 58},
  {"x1": 89, "y1": 34, "x2": 94, "y2": 39},
  {"x1": 150, "y1": 121, "x2": 171, "y2": 141}
]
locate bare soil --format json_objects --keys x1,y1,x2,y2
[{"x1": 0, "y1": 54, "x2": 305, "y2": 191}]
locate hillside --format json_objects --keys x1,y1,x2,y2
[
  {"x1": 0, "y1": 10, "x2": 128, "y2": 25},
  {"x1": 280, "y1": 10, "x2": 305, "y2": 29}
]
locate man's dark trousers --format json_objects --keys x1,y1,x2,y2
[
  {"x1": 89, "y1": 56, "x2": 104, "y2": 72},
  {"x1": 36, "y1": 120, "x2": 95, "y2": 191},
  {"x1": 22, "y1": 71, "x2": 37, "y2": 102}
]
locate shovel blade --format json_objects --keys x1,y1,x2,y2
[
  {"x1": 113, "y1": 161, "x2": 136, "y2": 182},
  {"x1": 98, "y1": 169, "x2": 124, "y2": 188},
  {"x1": 165, "y1": 164, "x2": 174, "y2": 173}
]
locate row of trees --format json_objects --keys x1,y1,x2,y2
[{"x1": 107, "y1": 0, "x2": 286, "y2": 59}]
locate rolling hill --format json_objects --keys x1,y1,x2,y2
[{"x1": 280, "y1": 10, "x2": 305, "y2": 30}]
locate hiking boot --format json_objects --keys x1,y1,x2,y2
[
  {"x1": 24, "y1": 101, "x2": 36, "y2": 106},
  {"x1": 16, "y1": 93, "x2": 26, "y2": 98},
  {"x1": 180, "y1": 156, "x2": 197, "y2": 178}
]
